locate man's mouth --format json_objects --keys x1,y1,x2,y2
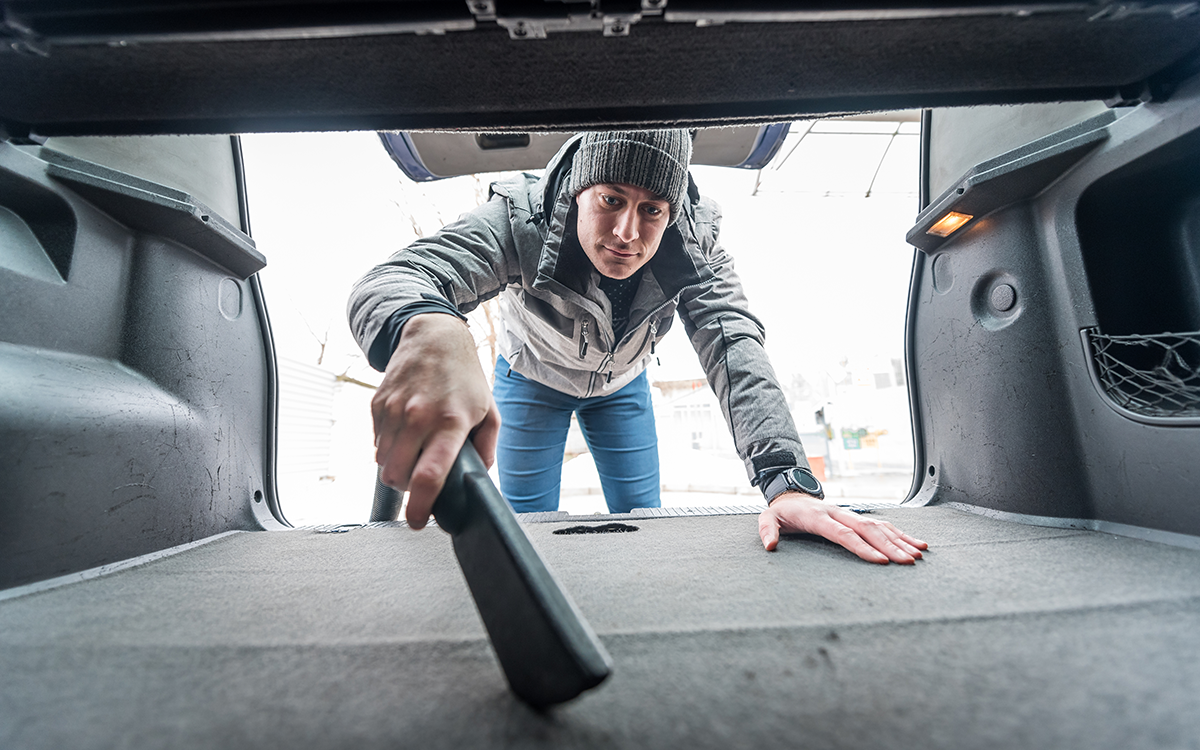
[{"x1": 603, "y1": 246, "x2": 635, "y2": 258}]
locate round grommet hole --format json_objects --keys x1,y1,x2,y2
[
  {"x1": 990, "y1": 283, "x2": 1016, "y2": 312},
  {"x1": 970, "y1": 272, "x2": 1021, "y2": 330}
]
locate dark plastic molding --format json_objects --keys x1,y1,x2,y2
[
  {"x1": 40, "y1": 148, "x2": 266, "y2": 279},
  {"x1": 906, "y1": 110, "x2": 1117, "y2": 252}
]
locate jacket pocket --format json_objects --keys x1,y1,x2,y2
[{"x1": 523, "y1": 291, "x2": 576, "y2": 338}]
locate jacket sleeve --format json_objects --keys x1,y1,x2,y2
[
  {"x1": 346, "y1": 198, "x2": 519, "y2": 367},
  {"x1": 676, "y1": 200, "x2": 809, "y2": 483}
]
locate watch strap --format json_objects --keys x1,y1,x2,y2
[{"x1": 762, "y1": 467, "x2": 824, "y2": 504}]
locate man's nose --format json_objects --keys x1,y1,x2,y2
[{"x1": 613, "y1": 207, "x2": 639, "y2": 243}]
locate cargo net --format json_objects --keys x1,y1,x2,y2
[{"x1": 1088, "y1": 330, "x2": 1200, "y2": 418}]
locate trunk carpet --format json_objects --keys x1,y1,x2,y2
[{"x1": 3, "y1": 506, "x2": 1199, "y2": 749}]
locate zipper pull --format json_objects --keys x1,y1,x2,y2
[
  {"x1": 650, "y1": 320, "x2": 657, "y2": 354},
  {"x1": 579, "y1": 320, "x2": 589, "y2": 359},
  {"x1": 607, "y1": 371, "x2": 613, "y2": 384}
]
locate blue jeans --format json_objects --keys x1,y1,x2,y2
[{"x1": 492, "y1": 356, "x2": 660, "y2": 514}]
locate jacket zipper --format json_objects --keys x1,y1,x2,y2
[
  {"x1": 584, "y1": 303, "x2": 669, "y2": 393},
  {"x1": 626, "y1": 319, "x2": 658, "y2": 364},
  {"x1": 618, "y1": 297, "x2": 675, "y2": 349},
  {"x1": 587, "y1": 352, "x2": 614, "y2": 398}
]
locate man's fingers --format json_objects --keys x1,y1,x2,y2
[
  {"x1": 371, "y1": 381, "x2": 409, "y2": 451},
  {"x1": 832, "y1": 524, "x2": 892, "y2": 564},
  {"x1": 372, "y1": 400, "x2": 394, "y2": 465},
  {"x1": 849, "y1": 519, "x2": 917, "y2": 564},
  {"x1": 872, "y1": 522, "x2": 923, "y2": 559},
  {"x1": 367, "y1": 313, "x2": 495, "y2": 532},
  {"x1": 803, "y1": 513, "x2": 891, "y2": 564},
  {"x1": 377, "y1": 419, "x2": 425, "y2": 492},
  {"x1": 765, "y1": 503, "x2": 897, "y2": 564},
  {"x1": 758, "y1": 511, "x2": 781, "y2": 551},
  {"x1": 471, "y1": 402, "x2": 501, "y2": 470},
  {"x1": 374, "y1": 426, "x2": 407, "y2": 487},
  {"x1": 888, "y1": 532, "x2": 925, "y2": 558},
  {"x1": 372, "y1": 387, "x2": 413, "y2": 479},
  {"x1": 766, "y1": 495, "x2": 929, "y2": 565},
  {"x1": 404, "y1": 427, "x2": 471, "y2": 529},
  {"x1": 869, "y1": 519, "x2": 928, "y2": 552},
  {"x1": 827, "y1": 511, "x2": 921, "y2": 564},
  {"x1": 893, "y1": 538, "x2": 924, "y2": 557},
  {"x1": 876, "y1": 522, "x2": 928, "y2": 559}
]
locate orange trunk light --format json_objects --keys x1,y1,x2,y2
[{"x1": 927, "y1": 211, "x2": 974, "y2": 237}]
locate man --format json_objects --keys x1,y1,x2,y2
[{"x1": 349, "y1": 129, "x2": 926, "y2": 564}]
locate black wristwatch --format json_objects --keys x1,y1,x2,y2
[{"x1": 761, "y1": 467, "x2": 825, "y2": 504}]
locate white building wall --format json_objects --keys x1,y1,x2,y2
[{"x1": 276, "y1": 357, "x2": 337, "y2": 479}]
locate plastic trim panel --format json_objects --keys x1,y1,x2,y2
[
  {"x1": 0, "y1": 531, "x2": 243, "y2": 602},
  {"x1": 944, "y1": 502, "x2": 1200, "y2": 551}
]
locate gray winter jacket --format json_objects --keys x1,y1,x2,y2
[{"x1": 348, "y1": 136, "x2": 807, "y2": 482}]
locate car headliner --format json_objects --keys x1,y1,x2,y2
[{"x1": 1, "y1": 1, "x2": 1199, "y2": 135}]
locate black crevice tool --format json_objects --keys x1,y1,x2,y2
[{"x1": 371, "y1": 443, "x2": 612, "y2": 707}]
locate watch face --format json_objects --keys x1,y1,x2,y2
[{"x1": 791, "y1": 469, "x2": 821, "y2": 493}]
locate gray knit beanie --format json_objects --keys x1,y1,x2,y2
[{"x1": 568, "y1": 129, "x2": 693, "y2": 222}]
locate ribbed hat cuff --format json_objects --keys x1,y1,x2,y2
[{"x1": 568, "y1": 131, "x2": 691, "y2": 222}]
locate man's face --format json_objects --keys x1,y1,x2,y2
[{"x1": 574, "y1": 183, "x2": 671, "y2": 280}]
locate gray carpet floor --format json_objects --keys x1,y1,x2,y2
[{"x1": 3, "y1": 506, "x2": 1200, "y2": 749}]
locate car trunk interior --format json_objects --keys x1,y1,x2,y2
[
  {"x1": 2, "y1": 2, "x2": 1200, "y2": 748},
  {"x1": 5, "y1": 508, "x2": 1200, "y2": 748}
]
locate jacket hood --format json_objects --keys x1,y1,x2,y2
[{"x1": 530, "y1": 134, "x2": 584, "y2": 226}]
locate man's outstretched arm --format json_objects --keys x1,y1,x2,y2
[
  {"x1": 758, "y1": 493, "x2": 929, "y2": 564},
  {"x1": 372, "y1": 313, "x2": 500, "y2": 529}
]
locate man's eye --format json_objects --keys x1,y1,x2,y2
[
  {"x1": 644, "y1": 205, "x2": 664, "y2": 217},
  {"x1": 602, "y1": 195, "x2": 620, "y2": 206}
]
